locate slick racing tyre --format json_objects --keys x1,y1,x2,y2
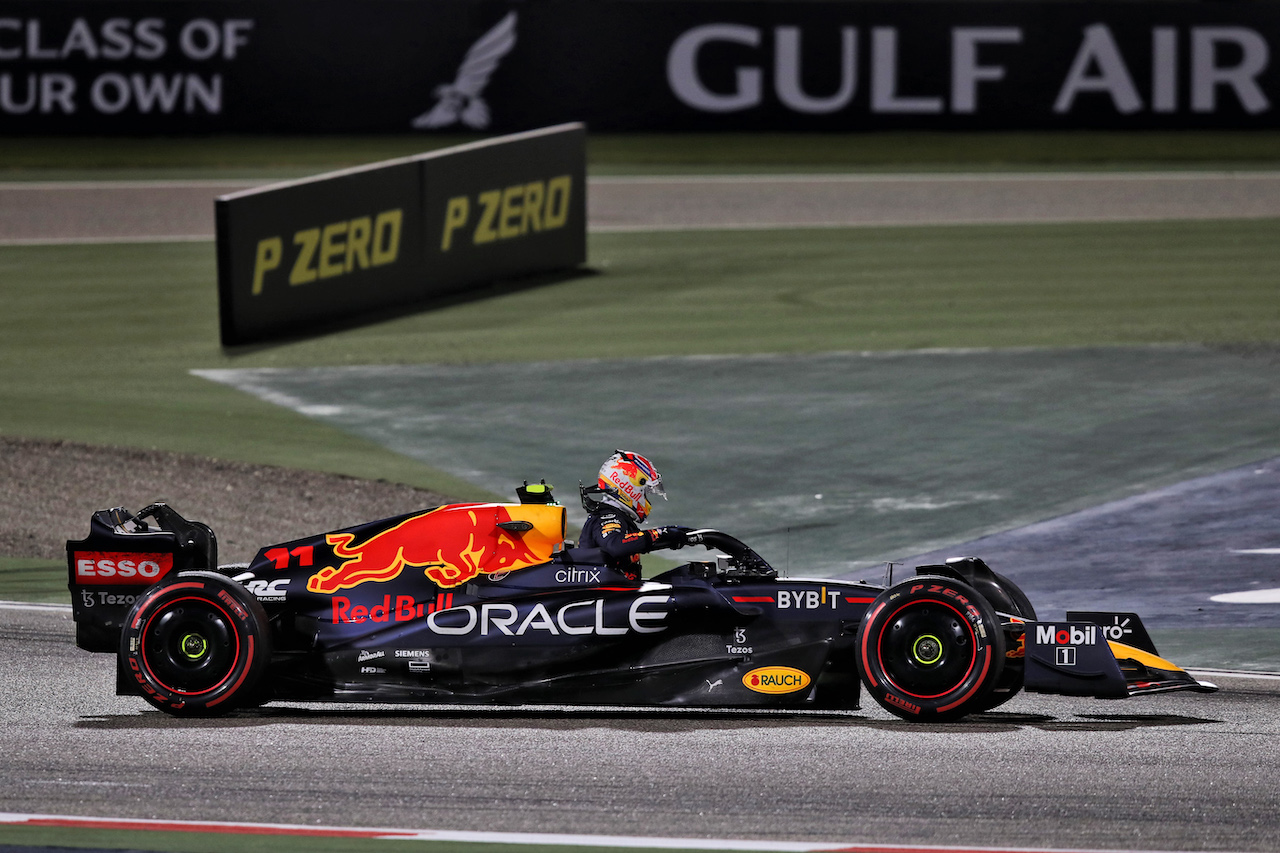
[
  {"x1": 970, "y1": 571, "x2": 1037, "y2": 713},
  {"x1": 120, "y1": 571, "x2": 270, "y2": 717},
  {"x1": 857, "y1": 575, "x2": 1005, "y2": 722}
]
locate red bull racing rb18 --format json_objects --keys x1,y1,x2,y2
[{"x1": 67, "y1": 486, "x2": 1216, "y2": 720}]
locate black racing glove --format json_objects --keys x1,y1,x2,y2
[{"x1": 648, "y1": 526, "x2": 692, "y2": 550}]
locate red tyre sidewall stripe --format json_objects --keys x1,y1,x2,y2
[
  {"x1": 875, "y1": 597, "x2": 978, "y2": 701},
  {"x1": 937, "y1": 645, "x2": 992, "y2": 713},
  {"x1": 139, "y1": 593, "x2": 243, "y2": 698},
  {"x1": 130, "y1": 582, "x2": 205, "y2": 630},
  {"x1": 205, "y1": 636, "x2": 254, "y2": 708}
]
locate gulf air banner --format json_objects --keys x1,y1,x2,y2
[
  {"x1": 215, "y1": 124, "x2": 586, "y2": 345},
  {"x1": 0, "y1": 0, "x2": 1277, "y2": 132}
]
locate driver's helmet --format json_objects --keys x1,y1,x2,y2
[{"x1": 593, "y1": 450, "x2": 666, "y2": 522}]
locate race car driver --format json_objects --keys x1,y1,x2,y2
[{"x1": 575, "y1": 450, "x2": 691, "y2": 580}]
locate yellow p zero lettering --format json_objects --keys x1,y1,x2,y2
[
  {"x1": 318, "y1": 221, "x2": 347, "y2": 279},
  {"x1": 371, "y1": 209, "x2": 402, "y2": 267},
  {"x1": 498, "y1": 184, "x2": 524, "y2": 239},
  {"x1": 545, "y1": 175, "x2": 572, "y2": 229},
  {"x1": 442, "y1": 196, "x2": 469, "y2": 252},
  {"x1": 473, "y1": 190, "x2": 500, "y2": 245},
  {"x1": 346, "y1": 216, "x2": 371, "y2": 272},
  {"x1": 522, "y1": 181, "x2": 544, "y2": 233},
  {"x1": 252, "y1": 237, "x2": 282, "y2": 295},
  {"x1": 289, "y1": 228, "x2": 320, "y2": 285}
]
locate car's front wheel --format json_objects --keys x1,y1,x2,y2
[{"x1": 856, "y1": 575, "x2": 1005, "y2": 722}]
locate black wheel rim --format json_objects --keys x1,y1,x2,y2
[
  {"x1": 876, "y1": 599, "x2": 977, "y2": 699},
  {"x1": 140, "y1": 597, "x2": 239, "y2": 696}
]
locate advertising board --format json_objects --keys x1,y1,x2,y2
[
  {"x1": 1, "y1": 1, "x2": 1276, "y2": 132},
  {"x1": 215, "y1": 123, "x2": 586, "y2": 345}
]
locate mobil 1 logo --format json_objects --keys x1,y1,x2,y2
[{"x1": 1035, "y1": 623, "x2": 1098, "y2": 666}]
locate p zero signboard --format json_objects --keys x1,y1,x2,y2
[
  {"x1": 215, "y1": 157, "x2": 424, "y2": 344},
  {"x1": 214, "y1": 123, "x2": 586, "y2": 346},
  {"x1": 421, "y1": 125, "x2": 586, "y2": 294}
]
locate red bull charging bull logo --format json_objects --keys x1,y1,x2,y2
[
  {"x1": 307, "y1": 503, "x2": 564, "y2": 594},
  {"x1": 603, "y1": 455, "x2": 653, "y2": 510}
]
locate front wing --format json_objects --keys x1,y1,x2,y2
[{"x1": 1022, "y1": 612, "x2": 1218, "y2": 698}]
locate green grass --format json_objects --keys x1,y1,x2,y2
[
  {"x1": 235, "y1": 219, "x2": 1280, "y2": 364},
  {"x1": 0, "y1": 241, "x2": 487, "y2": 499},
  {"x1": 0, "y1": 558, "x2": 65, "y2": 602},
  {"x1": 1, "y1": 219, "x2": 1277, "y2": 503},
  {"x1": 1, "y1": 131, "x2": 1279, "y2": 179}
]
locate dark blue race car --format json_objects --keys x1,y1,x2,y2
[{"x1": 67, "y1": 484, "x2": 1216, "y2": 720}]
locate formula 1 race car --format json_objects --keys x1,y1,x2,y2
[{"x1": 67, "y1": 485, "x2": 1217, "y2": 720}]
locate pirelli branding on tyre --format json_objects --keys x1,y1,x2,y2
[
  {"x1": 120, "y1": 571, "x2": 271, "y2": 716},
  {"x1": 215, "y1": 123, "x2": 586, "y2": 346}
]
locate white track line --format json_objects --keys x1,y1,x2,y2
[
  {"x1": 1188, "y1": 669, "x2": 1280, "y2": 681},
  {"x1": 0, "y1": 600, "x2": 71, "y2": 612},
  {"x1": 0, "y1": 812, "x2": 1245, "y2": 853}
]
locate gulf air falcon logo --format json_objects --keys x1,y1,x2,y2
[{"x1": 412, "y1": 11, "x2": 517, "y2": 130}]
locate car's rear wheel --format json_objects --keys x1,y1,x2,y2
[
  {"x1": 857, "y1": 575, "x2": 1005, "y2": 722},
  {"x1": 120, "y1": 572, "x2": 270, "y2": 717}
]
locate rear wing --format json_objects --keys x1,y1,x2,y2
[
  {"x1": 67, "y1": 503, "x2": 217, "y2": 653},
  {"x1": 1023, "y1": 611, "x2": 1217, "y2": 698}
]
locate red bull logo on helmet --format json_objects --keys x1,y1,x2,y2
[
  {"x1": 307, "y1": 503, "x2": 564, "y2": 594},
  {"x1": 599, "y1": 450, "x2": 663, "y2": 520},
  {"x1": 605, "y1": 466, "x2": 646, "y2": 507}
]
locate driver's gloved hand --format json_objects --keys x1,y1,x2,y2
[{"x1": 649, "y1": 526, "x2": 692, "y2": 549}]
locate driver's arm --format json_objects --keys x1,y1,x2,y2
[{"x1": 589, "y1": 513, "x2": 689, "y2": 559}]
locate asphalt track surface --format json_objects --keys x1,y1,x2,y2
[
  {"x1": 4, "y1": 174, "x2": 1280, "y2": 852},
  {"x1": 4, "y1": 603, "x2": 1280, "y2": 852},
  {"x1": 4, "y1": 171, "x2": 1280, "y2": 243}
]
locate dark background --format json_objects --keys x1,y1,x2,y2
[{"x1": 1, "y1": 0, "x2": 1277, "y2": 133}]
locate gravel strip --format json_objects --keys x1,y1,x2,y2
[{"x1": 0, "y1": 436, "x2": 451, "y2": 564}]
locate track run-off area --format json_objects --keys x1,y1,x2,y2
[
  {"x1": 3, "y1": 171, "x2": 1280, "y2": 243},
  {"x1": 2, "y1": 171, "x2": 1279, "y2": 852}
]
